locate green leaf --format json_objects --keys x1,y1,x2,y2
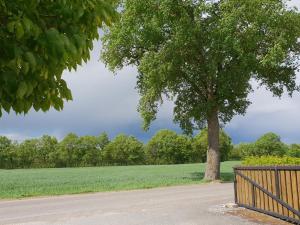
[
  {"x1": 23, "y1": 101, "x2": 32, "y2": 113},
  {"x1": 23, "y1": 62, "x2": 30, "y2": 74},
  {"x1": 25, "y1": 52, "x2": 36, "y2": 68},
  {"x1": 14, "y1": 101, "x2": 24, "y2": 113},
  {"x1": 33, "y1": 103, "x2": 40, "y2": 111},
  {"x1": 41, "y1": 101, "x2": 50, "y2": 112},
  {"x1": 16, "y1": 22, "x2": 24, "y2": 39},
  {"x1": 7, "y1": 21, "x2": 15, "y2": 33},
  {"x1": 25, "y1": 83, "x2": 34, "y2": 97},
  {"x1": 17, "y1": 82, "x2": 28, "y2": 99},
  {"x1": 2, "y1": 102, "x2": 10, "y2": 113},
  {"x1": 23, "y1": 17, "x2": 31, "y2": 32},
  {"x1": 7, "y1": 59, "x2": 17, "y2": 71}
]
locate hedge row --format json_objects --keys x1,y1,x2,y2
[
  {"x1": 1, "y1": 129, "x2": 299, "y2": 169},
  {"x1": 0, "y1": 129, "x2": 232, "y2": 169},
  {"x1": 242, "y1": 156, "x2": 300, "y2": 166},
  {"x1": 230, "y1": 133, "x2": 300, "y2": 160}
]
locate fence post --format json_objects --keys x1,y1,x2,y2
[
  {"x1": 275, "y1": 167, "x2": 281, "y2": 199},
  {"x1": 252, "y1": 183, "x2": 256, "y2": 207},
  {"x1": 234, "y1": 168, "x2": 238, "y2": 204}
]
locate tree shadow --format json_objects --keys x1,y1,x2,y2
[{"x1": 190, "y1": 172, "x2": 234, "y2": 182}]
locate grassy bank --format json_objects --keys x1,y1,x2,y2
[{"x1": 0, "y1": 161, "x2": 240, "y2": 199}]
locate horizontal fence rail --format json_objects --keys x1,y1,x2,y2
[{"x1": 234, "y1": 166, "x2": 300, "y2": 224}]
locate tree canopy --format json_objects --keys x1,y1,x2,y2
[
  {"x1": 102, "y1": 0, "x2": 300, "y2": 132},
  {"x1": 287, "y1": 144, "x2": 300, "y2": 157},
  {"x1": 235, "y1": 132, "x2": 288, "y2": 158},
  {"x1": 253, "y1": 132, "x2": 287, "y2": 156},
  {"x1": 145, "y1": 129, "x2": 191, "y2": 164},
  {"x1": 101, "y1": 0, "x2": 300, "y2": 180},
  {"x1": 0, "y1": 0, "x2": 117, "y2": 116},
  {"x1": 103, "y1": 134, "x2": 145, "y2": 165},
  {"x1": 231, "y1": 132, "x2": 290, "y2": 159}
]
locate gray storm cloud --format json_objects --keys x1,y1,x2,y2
[{"x1": 0, "y1": 0, "x2": 300, "y2": 143}]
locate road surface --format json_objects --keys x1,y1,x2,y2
[{"x1": 0, "y1": 183, "x2": 262, "y2": 225}]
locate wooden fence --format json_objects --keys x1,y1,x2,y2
[{"x1": 234, "y1": 166, "x2": 300, "y2": 224}]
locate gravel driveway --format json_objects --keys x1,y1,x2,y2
[{"x1": 0, "y1": 183, "x2": 273, "y2": 225}]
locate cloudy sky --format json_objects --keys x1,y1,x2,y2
[{"x1": 1, "y1": 1, "x2": 300, "y2": 144}]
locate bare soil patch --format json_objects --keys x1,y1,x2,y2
[{"x1": 227, "y1": 208, "x2": 290, "y2": 225}]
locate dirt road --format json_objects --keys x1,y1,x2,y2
[{"x1": 0, "y1": 183, "x2": 262, "y2": 225}]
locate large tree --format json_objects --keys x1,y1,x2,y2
[
  {"x1": 0, "y1": 0, "x2": 117, "y2": 116},
  {"x1": 192, "y1": 129, "x2": 233, "y2": 163},
  {"x1": 102, "y1": 0, "x2": 300, "y2": 180}
]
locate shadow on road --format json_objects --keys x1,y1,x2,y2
[{"x1": 190, "y1": 172, "x2": 234, "y2": 182}]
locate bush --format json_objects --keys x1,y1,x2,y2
[
  {"x1": 242, "y1": 156, "x2": 300, "y2": 166},
  {"x1": 234, "y1": 133, "x2": 288, "y2": 158},
  {"x1": 251, "y1": 133, "x2": 288, "y2": 157},
  {"x1": 0, "y1": 136, "x2": 17, "y2": 169},
  {"x1": 232, "y1": 143, "x2": 255, "y2": 158},
  {"x1": 228, "y1": 146, "x2": 243, "y2": 160},
  {"x1": 145, "y1": 130, "x2": 191, "y2": 164},
  {"x1": 53, "y1": 133, "x2": 109, "y2": 167},
  {"x1": 103, "y1": 134, "x2": 145, "y2": 165},
  {"x1": 287, "y1": 144, "x2": 300, "y2": 158}
]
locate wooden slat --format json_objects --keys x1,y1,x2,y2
[
  {"x1": 296, "y1": 171, "x2": 300, "y2": 220},
  {"x1": 236, "y1": 173, "x2": 240, "y2": 203},
  {"x1": 277, "y1": 170, "x2": 284, "y2": 216},
  {"x1": 249, "y1": 170, "x2": 254, "y2": 206},
  {"x1": 243, "y1": 171, "x2": 246, "y2": 204},
  {"x1": 291, "y1": 170, "x2": 299, "y2": 220},
  {"x1": 259, "y1": 169, "x2": 265, "y2": 210},
  {"x1": 280, "y1": 170, "x2": 289, "y2": 217},
  {"x1": 270, "y1": 170, "x2": 278, "y2": 214},
  {"x1": 243, "y1": 170, "x2": 247, "y2": 205},
  {"x1": 240, "y1": 171, "x2": 244, "y2": 204},
  {"x1": 237, "y1": 173, "x2": 242, "y2": 204},
  {"x1": 254, "y1": 170, "x2": 261, "y2": 209},
  {"x1": 266, "y1": 170, "x2": 274, "y2": 212},
  {"x1": 244, "y1": 170, "x2": 248, "y2": 205},
  {"x1": 285, "y1": 170, "x2": 294, "y2": 218},
  {"x1": 263, "y1": 170, "x2": 269, "y2": 211},
  {"x1": 246, "y1": 170, "x2": 252, "y2": 206}
]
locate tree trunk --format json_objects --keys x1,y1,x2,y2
[{"x1": 204, "y1": 109, "x2": 220, "y2": 181}]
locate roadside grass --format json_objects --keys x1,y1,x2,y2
[{"x1": 0, "y1": 161, "x2": 240, "y2": 199}]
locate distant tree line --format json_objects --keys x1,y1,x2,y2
[
  {"x1": 230, "y1": 132, "x2": 300, "y2": 160},
  {"x1": 0, "y1": 129, "x2": 232, "y2": 169},
  {"x1": 0, "y1": 130, "x2": 298, "y2": 169}
]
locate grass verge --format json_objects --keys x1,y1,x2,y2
[{"x1": 0, "y1": 161, "x2": 240, "y2": 199}]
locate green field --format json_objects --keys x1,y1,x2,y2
[{"x1": 0, "y1": 161, "x2": 239, "y2": 199}]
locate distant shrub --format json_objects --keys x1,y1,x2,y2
[
  {"x1": 251, "y1": 133, "x2": 288, "y2": 157},
  {"x1": 231, "y1": 143, "x2": 255, "y2": 159},
  {"x1": 228, "y1": 146, "x2": 243, "y2": 160},
  {"x1": 103, "y1": 134, "x2": 145, "y2": 165},
  {"x1": 242, "y1": 156, "x2": 300, "y2": 166},
  {"x1": 287, "y1": 144, "x2": 300, "y2": 158},
  {"x1": 234, "y1": 133, "x2": 288, "y2": 159},
  {"x1": 145, "y1": 130, "x2": 191, "y2": 164}
]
